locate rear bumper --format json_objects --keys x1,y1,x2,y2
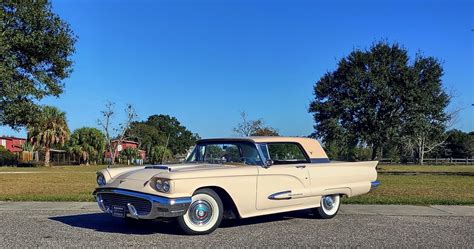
[
  {"x1": 93, "y1": 188, "x2": 191, "y2": 219},
  {"x1": 370, "y1": 180, "x2": 380, "y2": 192}
]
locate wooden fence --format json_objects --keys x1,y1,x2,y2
[{"x1": 379, "y1": 158, "x2": 474, "y2": 165}]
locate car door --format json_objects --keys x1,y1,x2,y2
[{"x1": 256, "y1": 143, "x2": 311, "y2": 210}]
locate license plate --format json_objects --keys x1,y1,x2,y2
[{"x1": 112, "y1": 206, "x2": 126, "y2": 218}]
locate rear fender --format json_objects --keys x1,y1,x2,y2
[{"x1": 321, "y1": 187, "x2": 351, "y2": 197}]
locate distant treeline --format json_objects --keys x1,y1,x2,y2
[{"x1": 322, "y1": 129, "x2": 473, "y2": 163}]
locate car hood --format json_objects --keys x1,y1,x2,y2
[{"x1": 113, "y1": 163, "x2": 231, "y2": 181}]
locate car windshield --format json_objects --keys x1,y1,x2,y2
[{"x1": 186, "y1": 141, "x2": 262, "y2": 165}]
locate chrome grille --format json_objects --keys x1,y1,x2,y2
[{"x1": 99, "y1": 193, "x2": 152, "y2": 215}]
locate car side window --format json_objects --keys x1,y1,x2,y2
[
  {"x1": 187, "y1": 142, "x2": 262, "y2": 165},
  {"x1": 267, "y1": 143, "x2": 308, "y2": 164},
  {"x1": 203, "y1": 144, "x2": 241, "y2": 163}
]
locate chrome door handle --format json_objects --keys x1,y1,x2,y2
[{"x1": 296, "y1": 165, "x2": 306, "y2": 169}]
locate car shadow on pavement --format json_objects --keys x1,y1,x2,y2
[
  {"x1": 49, "y1": 213, "x2": 181, "y2": 235},
  {"x1": 221, "y1": 209, "x2": 314, "y2": 228},
  {"x1": 49, "y1": 210, "x2": 315, "y2": 235}
]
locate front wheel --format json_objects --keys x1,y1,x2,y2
[
  {"x1": 177, "y1": 188, "x2": 223, "y2": 235},
  {"x1": 313, "y1": 195, "x2": 341, "y2": 219}
]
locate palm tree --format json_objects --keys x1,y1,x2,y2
[
  {"x1": 67, "y1": 144, "x2": 88, "y2": 164},
  {"x1": 68, "y1": 127, "x2": 106, "y2": 165},
  {"x1": 120, "y1": 147, "x2": 139, "y2": 165},
  {"x1": 28, "y1": 106, "x2": 70, "y2": 167}
]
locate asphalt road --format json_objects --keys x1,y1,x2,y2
[{"x1": 0, "y1": 202, "x2": 473, "y2": 247}]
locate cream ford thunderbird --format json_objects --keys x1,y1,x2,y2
[{"x1": 93, "y1": 137, "x2": 379, "y2": 235}]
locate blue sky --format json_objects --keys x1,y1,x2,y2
[{"x1": 1, "y1": 0, "x2": 473, "y2": 138}]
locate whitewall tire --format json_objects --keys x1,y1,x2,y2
[
  {"x1": 313, "y1": 195, "x2": 341, "y2": 219},
  {"x1": 177, "y1": 188, "x2": 223, "y2": 235}
]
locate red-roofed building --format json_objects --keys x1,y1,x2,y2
[
  {"x1": 0, "y1": 137, "x2": 26, "y2": 154},
  {"x1": 104, "y1": 140, "x2": 146, "y2": 162}
]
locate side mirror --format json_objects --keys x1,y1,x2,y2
[{"x1": 264, "y1": 159, "x2": 274, "y2": 168}]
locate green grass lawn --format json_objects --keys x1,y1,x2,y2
[
  {"x1": 0, "y1": 165, "x2": 109, "y2": 201},
  {"x1": 0, "y1": 165, "x2": 108, "y2": 172},
  {"x1": 0, "y1": 164, "x2": 473, "y2": 204},
  {"x1": 344, "y1": 174, "x2": 474, "y2": 205}
]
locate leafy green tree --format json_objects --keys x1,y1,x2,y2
[
  {"x1": 0, "y1": 1, "x2": 76, "y2": 129},
  {"x1": 126, "y1": 122, "x2": 162, "y2": 155},
  {"x1": 149, "y1": 145, "x2": 172, "y2": 164},
  {"x1": 68, "y1": 127, "x2": 106, "y2": 165},
  {"x1": 28, "y1": 106, "x2": 70, "y2": 166},
  {"x1": 252, "y1": 127, "x2": 279, "y2": 136},
  {"x1": 146, "y1": 115, "x2": 199, "y2": 155},
  {"x1": 400, "y1": 56, "x2": 450, "y2": 164},
  {"x1": 322, "y1": 142, "x2": 372, "y2": 162},
  {"x1": 126, "y1": 114, "x2": 199, "y2": 157},
  {"x1": 309, "y1": 42, "x2": 408, "y2": 160},
  {"x1": 309, "y1": 41, "x2": 450, "y2": 163},
  {"x1": 436, "y1": 129, "x2": 474, "y2": 158}
]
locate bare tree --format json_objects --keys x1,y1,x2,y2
[
  {"x1": 414, "y1": 131, "x2": 447, "y2": 165},
  {"x1": 412, "y1": 109, "x2": 460, "y2": 165},
  {"x1": 233, "y1": 111, "x2": 279, "y2": 137},
  {"x1": 98, "y1": 101, "x2": 114, "y2": 164},
  {"x1": 233, "y1": 112, "x2": 263, "y2": 137},
  {"x1": 98, "y1": 101, "x2": 137, "y2": 165}
]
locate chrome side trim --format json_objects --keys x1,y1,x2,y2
[
  {"x1": 370, "y1": 180, "x2": 380, "y2": 192},
  {"x1": 144, "y1": 165, "x2": 170, "y2": 171},
  {"x1": 268, "y1": 190, "x2": 292, "y2": 200},
  {"x1": 310, "y1": 158, "x2": 331, "y2": 163},
  {"x1": 93, "y1": 188, "x2": 192, "y2": 219}
]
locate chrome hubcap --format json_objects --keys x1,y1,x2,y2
[
  {"x1": 323, "y1": 196, "x2": 335, "y2": 210},
  {"x1": 189, "y1": 200, "x2": 213, "y2": 225}
]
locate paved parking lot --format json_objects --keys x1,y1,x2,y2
[{"x1": 0, "y1": 202, "x2": 472, "y2": 247}]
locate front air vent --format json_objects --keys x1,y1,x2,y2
[{"x1": 99, "y1": 193, "x2": 152, "y2": 215}]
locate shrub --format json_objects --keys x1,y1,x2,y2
[
  {"x1": 149, "y1": 145, "x2": 172, "y2": 164},
  {"x1": 0, "y1": 147, "x2": 17, "y2": 166},
  {"x1": 351, "y1": 147, "x2": 372, "y2": 161},
  {"x1": 17, "y1": 161, "x2": 42, "y2": 167}
]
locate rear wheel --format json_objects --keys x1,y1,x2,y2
[
  {"x1": 313, "y1": 195, "x2": 341, "y2": 219},
  {"x1": 177, "y1": 188, "x2": 223, "y2": 235}
]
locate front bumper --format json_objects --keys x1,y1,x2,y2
[{"x1": 93, "y1": 188, "x2": 191, "y2": 219}]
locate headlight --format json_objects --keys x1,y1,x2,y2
[
  {"x1": 96, "y1": 174, "x2": 106, "y2": 186},
  {"x1": 162, "y1": 181, "x2": 170, "y2": 192},
  {"x1": 152, "y1": 178, "x2": 170, "y2": 193},
  {"x1": 155, "y1": 179, "x2": 163, "y2": 190}
]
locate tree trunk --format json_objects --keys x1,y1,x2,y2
[
  {"x1": 419, "y1": 137, "x2": 425, "y2": 165},
  {"x1": 109, "y1": 146, "x2": 116, "y2": 165},
  {"x1": 420, "y1": 150, "x2": 425, "y2": 165},
  {"x1": 44, "y1": 147, "x2": 51, "y2": 167},
  {"x1": 85, "y1": 152, "x2": 90, "y2": 165},
  {"x1": 418, "y1": 142, "x2": 424, "y2": 165},
  {"x1": 371, "y1": 144, "x2": 378, "y2": 160}
]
